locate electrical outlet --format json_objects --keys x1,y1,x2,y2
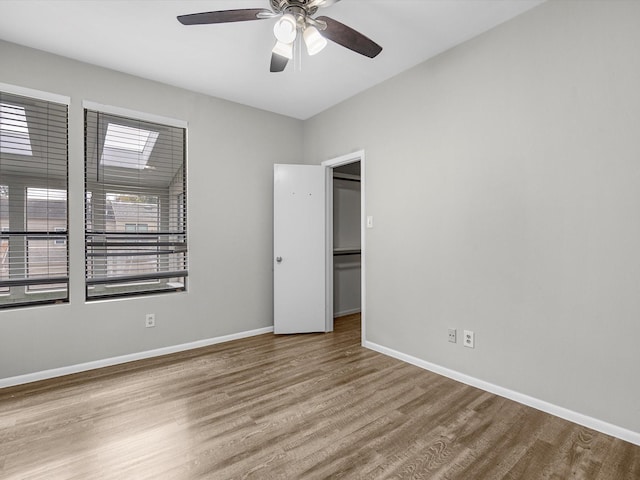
[
  {"x1": 463, "y1": 330, "x2": 474, "y2": 348},
  {"x1": 448, "y1": 328, "x2": 457, "y2": 343},
  {"x1": 145, "y1": 313, "x2": 156, "y2": 328}
]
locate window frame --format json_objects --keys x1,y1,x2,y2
[
  {"x1": 83, "y1": 102, "x2": 188, "y2": 301},
  {"x1": 0, "y1": 84, "x2": 70, "y2": 309}
]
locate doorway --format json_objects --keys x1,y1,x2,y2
[
  {"x1": 332, "y1": 163, "x2": 361, "y2": 316},
  {"x1": 322, "y1": 151, "x2": 365, "y2": 343}
]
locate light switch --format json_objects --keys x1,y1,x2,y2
[{"x1": 366, "y1": 216, "x2": 374, "y2": 229}]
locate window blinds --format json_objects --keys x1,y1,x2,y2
[
  {"x1": 0, "y1": 91, "x2": 69, "y2": 308},
  {"x1": 84, "y1": 109, "x2": 187, "y2": 300}
]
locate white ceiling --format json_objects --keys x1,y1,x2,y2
[{"x1": 0, "y1": 0, "x2": 544, "y2": 119}]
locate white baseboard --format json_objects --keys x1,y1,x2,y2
[
  {"x1": 335, "y1": 308, "x2": 361, "y2": 317},
  {"x1": 0, "y1": 326, "x2": 274, "y2": 389},
  {"x1": 4, "y1": 329, "x2": 637, "y2": 446},
  {"x1": 364, "y1": 340, "x2": 640, "y2": 447}
]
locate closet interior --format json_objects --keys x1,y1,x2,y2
[{"x1": 332, "y1": 162, "x2": 361, "y2": 317}]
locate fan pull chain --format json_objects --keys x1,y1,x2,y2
[{"x1": 294, "y1": 34, "x2": 303, "y2": 72}]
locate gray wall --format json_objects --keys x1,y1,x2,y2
[
  {"x1": 0, "y1": 40, "x2": 303, "y2": 379},
  {"x1": 303, "y1": 0, "x2": 640, "y2": 433}
]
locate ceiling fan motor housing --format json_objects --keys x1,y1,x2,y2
[{"x1": 270, "y1": 0, "x2": 319, "y2": 17}]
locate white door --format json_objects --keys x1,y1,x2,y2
[{"x1": 274, "y1": 164, "x2": 327, "y2": 334}]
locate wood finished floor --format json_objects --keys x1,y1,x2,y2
[{"x1": 1, "y1": 314, "x2": 639, "y2": 480}]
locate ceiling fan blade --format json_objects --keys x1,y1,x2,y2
[
  {"x1": 270, "y1": 53, "x2": 289, "y2": 73},
  {"x1": 316, "y1": 16, "x2": 382, "y2": 58},
  {"x1": 177, "y1": 9, "x2": 271, "y2": 25}
]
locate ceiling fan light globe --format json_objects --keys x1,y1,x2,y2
[
  {"x1": 273, "y1": 14, "x2": 297, "y2": 44},
  {"x1": 272, "y1": 40, "x2": 294, "y2": 60},
  {"x1": 303, "y1": 26, "x2": 327, "y2": 56}
]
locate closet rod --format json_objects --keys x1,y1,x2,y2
[
  {"x1": 333, "y1": 173, "x2": 361, "y2": 183},
  {"x1": 333, "y1": 250, "x2": 362, "y2": 256}
]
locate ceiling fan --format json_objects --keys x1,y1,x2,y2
[{"x1": 177, "y1": 0, "x2": 383, "y2": 72}]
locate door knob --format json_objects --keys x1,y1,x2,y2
[{"x1": 276, "y1": 256, "x2": 283, "y2": 263}]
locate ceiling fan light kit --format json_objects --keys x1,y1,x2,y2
[
  {"x1": 273, "y1": 13, "x2": 298, "y2": 43},
  {"x1": 272, "y1": 40, "x2": 294, "y2": 60},
  {"x1": 177, "y1": 0, "x2": 382, "y2": 73},
  {"x1": 303, "y1": 26, "x2": 327, "y2": 55}
]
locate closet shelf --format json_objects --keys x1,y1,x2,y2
[
  {"x1": 333, "y1": 247, "x2": 361, "y2": 256},
  {"x1": 333, "y1": 172, "x2": 361, "y2": 183}
]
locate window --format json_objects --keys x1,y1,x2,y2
[
  {"x1": 125, "y1": 223, "x2": 149, "y2": 232},
  {"x1": 84, "y1": 109, "x2": 187, "y2": 300},
  {"x1": 25, "y1": 188, "x2": 68, "y2": 292},
  {"x1": 0, "y1": 189, "x2": 8, "y2": 296},
  {"x1": 0, "y1": 103, "x2": 32, "y2": 156},
  {"x1": 0, "y1": 90, "x2": 69, "y2": 308},
  {"x1": 53, "y1": 227, "x2": 67, "y2": 246},
  {"x1": 101, "y1": 123, "x2": 159, "y2": 169}
]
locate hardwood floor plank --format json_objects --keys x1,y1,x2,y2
[
  {"x1": 596, "y1": 438, "x2": 640, "y2": 480},
  {"x1": 1, "y1": 314, "x2": 639, "y2": 479}
]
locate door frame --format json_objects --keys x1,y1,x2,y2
[{"x1": 322, "y1": 150, "x2": 366, "y2": 344}]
